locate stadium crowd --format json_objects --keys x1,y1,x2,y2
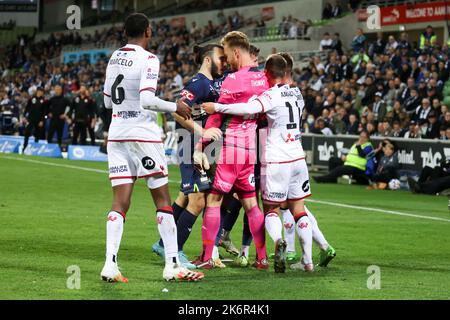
[
  {"x1": 298, "y1": 26, "x2": 450, "y2": 141},
  {"x1": 1, "y1": 10, "x2": 450, "y2": 146},
  {"x1": 0, "y1": 11, "x2": 250, "y2": 144}
]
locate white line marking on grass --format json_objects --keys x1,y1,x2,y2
[
  {"x1": 306, "y1": 199, "x2": 450, "y2": 223},
  {"x1": 2, "y1": 155, "x2": 449, "y2": 223},
  {"x1": 0, "y1": 155, "x2": 108, "y2": 174}
]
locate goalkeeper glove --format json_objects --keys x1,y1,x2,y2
[{"x1": 193, "y1": 150, "x2": 210, "y2": 171}]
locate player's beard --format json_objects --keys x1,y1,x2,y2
[{"x1": 210, "y1": 62, "x2": 222, "y2": 79}]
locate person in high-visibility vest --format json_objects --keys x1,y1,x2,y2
[
  {"x1": 313, "y1": 131, "x2": 374, "y2": 185},
  {"x1": 419, "y1": 25, "x2": 437, "y2": 49}
]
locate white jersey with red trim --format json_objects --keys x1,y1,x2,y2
[
  {"x1": 104, "y1": 44, "x2": 162, "y2": 141},
  {"x1": 257, "y1": 84, "x2": 305, "y2": 163}
]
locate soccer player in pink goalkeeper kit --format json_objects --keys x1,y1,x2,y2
[{"x1": 193, "y1": 31, "x2": 270, "y2": 269}]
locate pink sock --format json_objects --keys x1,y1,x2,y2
[
  {"x1": 201, "y1": 206, "x2": 221, "y2": 261},
  {"x1": 246, "y1": 205, "x2": 267, "y2": 260}
]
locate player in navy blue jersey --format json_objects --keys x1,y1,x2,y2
[{"x1": 152, "y1": 44, "x2": 227, "y2": 269}]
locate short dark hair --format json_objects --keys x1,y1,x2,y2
[
  {"x1": 277, "y1": 52, "x2": 293, "y2": 74},
  {"x1": 193, "y1": 44, "x2": 223, "y2": 65},
  {"x1": 124, "y1": 13, "x2": 149, "y2": 38},
  {"x1": 249, "y1": 45, "x2": 260, "y2": 57},
  {"x1": 265, "y1": 54, "x2": 287, "y2": 79}
]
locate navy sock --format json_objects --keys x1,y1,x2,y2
[
  {"x1": 158, "y1": 202, "x2": 185, "y2": 247},
  {"x1": 242, "y1": 213, "x2": 253, "y2": 246},
  {"x1": 176, "y1": 209, "x2": 198, "y2": 251},
  {"x1": 222, "y1": 197, "x2": 242, "y2": 231}
]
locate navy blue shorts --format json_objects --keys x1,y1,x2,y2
[{"x1": 179, "y1": 163, "x2": 211, "y2": 195}]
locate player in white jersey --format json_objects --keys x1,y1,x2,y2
[
  {"x1": 275, "y1": 52, "x2": 335, "y2": 270},
  {"x1": 202, "y1": 54, "x2": 315, "y2": 273},
  {"x1": 100, "y1": 13, "x2": 204, "y2": 282}
]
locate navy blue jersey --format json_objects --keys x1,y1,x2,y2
[
  {"x1": 177, "y1": 72, "x2": 220, "y2": 159},
  {"x1": 178, "y1": 73, "x2": 219, "y2": 126}
]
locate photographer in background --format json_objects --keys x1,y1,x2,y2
[
  {"x1": 367, "y1": 143, "x2": 399, "y2": 190},
  {"x1": 408, "y1": 158, "x2": 450, "y2": 195},
  {"x1": 313, "y1": 130, "x2": 374, "y2": 185}
]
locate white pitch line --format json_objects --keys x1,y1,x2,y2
[
  {"x1": 0, "y1": 155, "x2": 108, "y2": 174},
  {"x1": 306, "y1": 199, "x2": 450, "y2": 223},
  {"x1": 2, "y1": 155, "x2": 449, "y2": 223}
]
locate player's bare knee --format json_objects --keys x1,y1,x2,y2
[
  {"x1": 175, "y1": 192, "x2": 188, "y2": 208},
  {"x1": 207, "y1": 192, "x2": 223, "y2": 207},
  {"x1": 187, "y1": 193, "x2": 205, "y2": 215}
]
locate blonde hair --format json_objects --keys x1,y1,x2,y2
[{"x1": 220, "y1": 31, "x2": 250, "y2": 51}]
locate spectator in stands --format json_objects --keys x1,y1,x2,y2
[
  {"x1": 330, "y1": 0, "x2": 342, "y2": 18},
  {"x1": 425, "y1": 111, "x2": 440, "y2": 139},
  {"x1": 373, "y1": 92, "x2": 387, "y2": 123},
  {"x1": 414, "y1": 98, "x2": 432, "y2": 122},
  {"x1": 314, "y1": 131, "x2": 374, "y2": 185},
  {"x1": 319, "y1": 32, "x2": 333, "y2": 51},
  {"x1": 420, "y1": 25, "x2": 437, "y2": 50},
  {"x1": 322, "y1": 2, "x2": 333, "y2": 19},
  {"x1": 404, "y1": 120, "x2": 421, "y2": 139},
  {"x1": 351, "y1": 28, "x2": 366, "y2": 53},
  {"x1": 311, "y1": 117, "x2": 333, "y2": 135},
  {"x1": 331, "y1": 33, "x2": 343, "y2": 56}
]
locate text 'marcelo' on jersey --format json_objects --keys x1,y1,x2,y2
[{"x1": 104, "y1": 44, "x2": 161, "y2": 142}]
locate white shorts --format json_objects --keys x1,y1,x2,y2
[
  {"x1": 260, "y1": 158, "x2": 311, "y2": 203},
  {"x1": 107, "y1": 141, "x2": 168, "y2": 189}
]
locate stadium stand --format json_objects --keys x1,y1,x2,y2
[{"x1": 1, "y1": 0, "x2": 450, "y2": 152}]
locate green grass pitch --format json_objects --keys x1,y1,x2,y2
[{"x1": 1, "y1": 153, "x2": 449, "y2": 300}]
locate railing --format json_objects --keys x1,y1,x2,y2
[
  {"x1": 359, "y1": 0, "x2": 433, "y2": 9},
  {"x1": 287, "y1": 49, "x2": 330, "y2": 62},
  {"x1": 247, "y1": 25, "x2": 312, "y2": 42}
]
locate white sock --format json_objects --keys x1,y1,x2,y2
[
  {"x1": 296, "y1": 216, "x2": 313, "y2": 265},
  {"x1": 281, "y1": 208, "x2": 296, "y2": 253},
  {"x1": 157, "y1": 211, "x2": 180, "y2": 266},
  {"x1": 264, "y1": 212, "x2": 282, "y2": 243},
  {"x1": 106, "y1": 211, "x2": 124, "y2": 264},
  {"x1": 240, "y1": 245, "x2": 249, "y2": 258},
  {"x1": 212, "y1": 246, "x2": 219, "y2": 260},
  {"x1": 304, "y1": 205, "x2": 329, "y2": 250}
]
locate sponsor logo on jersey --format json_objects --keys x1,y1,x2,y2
[
  {"x1": 268, "y1": 191, "x2": 286, "y2": 199},
  {"x1": 113, "y1": 111, "x2": 141, "y2": 119},
  {"x1": 181, "y1": 89, "x2": 195, "y2": 101},
  {"x1": 157, "y1": 216, "x2": 163, "y2": 224},
  {"x1": 285, "y1": 133, "x2": 295, "y2": 143},
  {"x1": 109, "y1": 165, "x2": 128, "y2": 174},
  {"x1": 251, "y1": 80, "x2": 266, "y2": 87},
  {"x1": 109, "y1": 57, "x2": 134, "y2": 67},
  {"x1": 284, "y1": 223, "x2": 294, "y2": 229},
  {"x1": 146, "y1": 68, "x2": 158, "y2": 80},
  {"x1": 142, "y1": 156, "x2": 155, "y2": 170}
]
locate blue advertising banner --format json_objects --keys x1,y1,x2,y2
[
  {"x1": 68, "y1": 145, "x2": 108, "y2": 162},
  {"x1": 0, "y1": 140, "x2": 20, "y2": 153},
  {"x1": 23, "y1": 143, "x2": 62, "y2": 158}
]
